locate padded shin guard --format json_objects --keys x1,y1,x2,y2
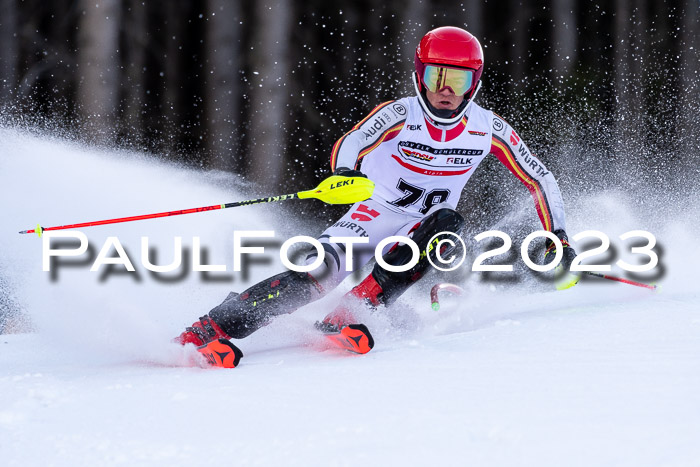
[
  {"x1": 209, "y1": 271, "x2": 320, "y2": 339},
  {"x1": 372, "y1": 208, "x2": 464, "y2": 305}
]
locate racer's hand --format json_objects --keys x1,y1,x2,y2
[
  {"x1": 332, "y1": 167, "x2": 367, "y2": 178},
  {"x1": 545, "y1": 229, "x2": 580, "y2": 290}
]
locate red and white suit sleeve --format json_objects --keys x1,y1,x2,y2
[
  {"x1": 330, "y1": 100, "x2": 407, "y2": 171},
  {"x1": 489, "y1": 115, "x2": 567, "y2": 232}
]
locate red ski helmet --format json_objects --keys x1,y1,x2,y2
[{"x1": 413, "y1": 27, "x2": 484, "y2": 124}]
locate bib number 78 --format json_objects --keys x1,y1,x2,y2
[{"x1": 390, "y1": 179, "x2": 450, "y2": 214}]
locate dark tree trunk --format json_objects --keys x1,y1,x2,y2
[
  {"x1": 0, "y1": 0, "x2": 18, "y2": 103},
  {"x1": 551, "y1": 0, "x2": 577, "y2": 78},
  {"x1": 205, "y1": 0, "x2": 243, "y2": 172},
  {"x1": 76, "y1": 0, "x2": 121, "y2": 137},
  {"x1": 119, "y1": 0, "x2": 148, "y2": 147},
  {"x1": 247, "y1": 0, "x2": 293, "y2": 186}
]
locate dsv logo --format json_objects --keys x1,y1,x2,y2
[
  {"x1": 400, "y1": 147, "x2": 435, "y2": 162},
  {"x1": 392, "y1": 103, "x2": 407, "y2": 116}
]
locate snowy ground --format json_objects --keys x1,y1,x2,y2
[{"x1": 1, "y1": 128, "x2": 699, "y2": 466}]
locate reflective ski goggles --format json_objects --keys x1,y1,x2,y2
[{"x1": 421, "y1": 65, "x2": 474, "y2": 95}]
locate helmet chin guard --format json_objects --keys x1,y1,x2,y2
[{"x1": 412, "y1": 72, "x2": 481, "y2": 126}]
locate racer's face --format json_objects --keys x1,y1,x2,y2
[{"x1": 425, "y1": 87, "x2": 463, "y2": 110}]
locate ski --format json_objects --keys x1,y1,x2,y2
[
  {"x1": 315, "y1": 321, "x2": 375, "y2": 354},
  {"x1": 197, "y1": 338, "x2": 244, "y2": 368}
]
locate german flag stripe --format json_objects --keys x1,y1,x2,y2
[
  {"x1": 329, "y1": 132, "x2": 350, "y2": 170},
  {"x1": 353, "y1": 101, "x2": 395, "y2": 129},
  {"x1": 491, "y1": 135, "x2": 553, "y2": 231},
  {"x1": 357, "y1": 121, "x2": 404, "y2": 161},
  {"x1": 330, "y1": 101, "x2": 395, "y2": 170}
]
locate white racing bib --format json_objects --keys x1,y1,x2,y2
[{"x1": 359, "y1": 97, "x2": 493, "y2": 214}]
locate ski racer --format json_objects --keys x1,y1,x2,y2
[{"x1": 176, "y1": 26, "x2": 579, "y2": 363}]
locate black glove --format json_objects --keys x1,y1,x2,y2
[
  {"x1": 333, "y1": 167, "x2": 366, "y2": 178},
  {"x1": 544, "y1": 229, "x2": 577, "y2": 270},
  {"x1": 544, "y1": 229, "x2": 580, "y2": 290}
]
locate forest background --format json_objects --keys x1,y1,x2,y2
[{"x1": 1, "y1": 0, "x2": 698, "y2": 216}]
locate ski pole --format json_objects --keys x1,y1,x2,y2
[
  {"x1": 430, "y1": 283, "x2": 464, "y2": 311},
  {"x1": 19, "y1": 175, "x2": 374, "y2": 237},
  {"x1": 584, "y1": 271, "x2": 658, "y2": 291}
]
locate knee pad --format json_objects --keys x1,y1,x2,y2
[
  {"x1": 372, "y1": 208, "x2": 464, "y2": 305},
  {"x1": 304, "y1": 237, "x2": 361, "y2": 291},
  {"x1": 209, "y1": 270, "x2": 321, "y2": 339}
]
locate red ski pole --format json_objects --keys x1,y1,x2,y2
[
  {"x1": 584, "y1": 271, "x2": 658, "y2": 291},
  {"x1": 18, "y1": 196, "x2": 297, "y2": 237},
  {"x1": 19, "y1": 175, "x2": 374, "y2": 237}
]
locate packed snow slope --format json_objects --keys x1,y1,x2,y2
[{"x1": 1, "y1": 128, "x2": 699, "y2": 467}]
